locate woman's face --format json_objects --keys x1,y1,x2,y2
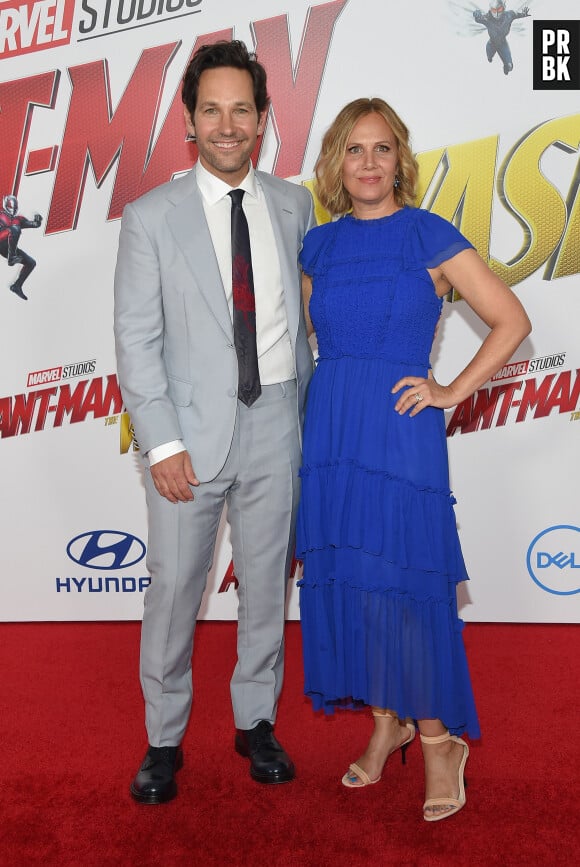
[{"x1": 341, "y1": 112, "x2": 399, "y2": 218}]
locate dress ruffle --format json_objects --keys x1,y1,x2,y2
[
  {"x1": 299, "y1": 577, "x2": 480, "y2": 737},
  {"x1": 297, "y1": 459, "x2": 469, "y2": 587}
]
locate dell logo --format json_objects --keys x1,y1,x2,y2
[
  {"x1": 527, "y1": 526, "x2": 580, "y2": 596},
  {"x1": 67, "y1": 531, "x2": 146, "y2": 570},
  {"x1": 536, "y1": 552, "x2": 580, "y2": 570}
]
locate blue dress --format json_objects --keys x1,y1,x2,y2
[{"x1": 297, "y1": 207, "x2": 480, "y2": 738}]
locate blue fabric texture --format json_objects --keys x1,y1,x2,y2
[{"x1": 297, "y1": 206, "x2": 480, "y2": 738}]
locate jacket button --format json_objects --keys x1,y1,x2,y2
[{"x1": 228, "y1": 388, "x2": 236, "y2": 398}]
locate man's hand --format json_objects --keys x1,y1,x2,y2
[
  {"x1": 33, "y1": 214, "x2": 43, "y2": 227},
  {"x1": 150, "y1": 451, "x2": 200, "y2": 503}
]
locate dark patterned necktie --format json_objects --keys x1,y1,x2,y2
[{"x1": 229, "y1": 189, "x2": 261, "y2": 407}]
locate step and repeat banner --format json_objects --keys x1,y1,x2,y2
[{"x1": 1, "y1": 0, "x2": 578, "y2": 621}]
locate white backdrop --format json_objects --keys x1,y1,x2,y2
[{"x1": 1, "y1": 0, "x2": 579, "y2": 622}]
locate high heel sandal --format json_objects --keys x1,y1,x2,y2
[
  {"x1": 420, "y1": 731, "x2": 469, "y2": 822},
  {"x1": 341, "y1": 710, "x2": 416, "y2": 788}
]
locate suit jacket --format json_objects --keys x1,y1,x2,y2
[{"x1": 114, "y1": 167, "x2": 315, "y2": 482}]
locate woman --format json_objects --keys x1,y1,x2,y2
[{"x1": 297, "y1": 98, "x2": 531, "y2": 821}]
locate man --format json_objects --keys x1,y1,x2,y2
[
  {"x1": 0, "y1": 195, "x2": 42, "y2": 300},
  {"x1": 114, "y1": 40, "x2": 314, "y2": 804}
]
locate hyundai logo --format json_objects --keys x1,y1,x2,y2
[
  {"x1": 67, "y1": 531, "x2": 146, "y2": 570},
  {"x1": 526, "y1": 525, "x2": 580, "y2": 596}
]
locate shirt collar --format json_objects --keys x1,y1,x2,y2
[{"x1": 195, "y1": 160, "x2": 258, "y2": 205}]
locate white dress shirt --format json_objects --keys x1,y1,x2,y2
[{"x1": 148, "y1": 160, "x2": 294, "y2": 467}]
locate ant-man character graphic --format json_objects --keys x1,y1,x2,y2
[
  {"x1": 473, "y1": 2, "x2": 530, "y2": 75},
  {"x1": 0, "y1": 195, "x2": 43, "y2": 300}
]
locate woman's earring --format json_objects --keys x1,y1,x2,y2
[{"x1": 394, "y1": 175, "x2": 400, "y2": 189}]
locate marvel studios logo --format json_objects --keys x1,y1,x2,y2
[{"x1": 533, "y1": 21, "x2": 580, "y2": 89}]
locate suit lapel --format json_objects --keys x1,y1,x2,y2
[
  {"x1": 258, "y1": 173, "x2": 299, "y2": 345},
  {"x1": 166, "y1": 171, "x2": 232, "y2": 340},
  {"x1": 164, "y1": 169, "x2": 300, "y2": 346}
]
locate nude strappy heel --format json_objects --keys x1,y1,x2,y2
[
  {"x1": 341, "y1": 709, "x2": 416, "y2": 788},
  {"x1": 420, "y1": 730, "x2": 469, "y2": 822}
]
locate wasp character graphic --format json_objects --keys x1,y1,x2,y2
[
  {"x1": 0, "y1": 195, "x2": 43, "y2": 300},
  {"x1": 473, "y1": 2, "x2": 531, "y2": 74}
]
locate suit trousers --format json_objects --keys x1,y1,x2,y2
[{"x1": 140, "y1": 380, "x2": 301, "y2": 746}]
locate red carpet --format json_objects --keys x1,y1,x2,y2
[{"x1": 1, "y1": 621, "x2": 579, "y2": 866}]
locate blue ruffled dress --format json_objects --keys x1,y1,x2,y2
[{"x1": 297, "y1": 207, "x2": 480, "y2": 738}]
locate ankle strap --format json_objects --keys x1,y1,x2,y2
[
  {"x1": 371, "y1": 708, "x2": 398, "y2": 719},
  {"x1": 420, "y1": 731, "x2": 451, "y2": 744}
]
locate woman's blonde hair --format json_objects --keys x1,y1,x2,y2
[{"x1": 315, "y1": 97, "x2": 418, "y2": 216}]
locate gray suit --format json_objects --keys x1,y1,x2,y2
[{"x1": 114, "y1": 167, "x2": 314, "y2": 745}]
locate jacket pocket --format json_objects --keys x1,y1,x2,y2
[{"x1": 167, "y1": 376, "x2": 192, "y2": 407}]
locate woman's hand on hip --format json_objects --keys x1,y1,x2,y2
[{"x1": 391, "y1": 374, "x2": 457, "y2": 416}]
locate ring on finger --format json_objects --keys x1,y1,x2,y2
[{"x1": 414, "y1": 392, "x2": 423, "y2": 403}]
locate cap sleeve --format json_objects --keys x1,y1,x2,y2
[
  {"x1": 405, "y1": 208, "x2": 474, "y2": 270},
  {"x1": 299, "y1": 222, "x2": 332, "y2": 275}
]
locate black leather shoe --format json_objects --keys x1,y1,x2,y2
[
  {"x1": 235, "y1": 720, "x2": 295, "y2": 784},
  {"x1": 130, "y1": 745, "x2": 183, "y2": 804}
]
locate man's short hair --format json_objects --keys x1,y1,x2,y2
[{"x1": 182, "y1": 40, "x2": 269, "y2": 115}]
